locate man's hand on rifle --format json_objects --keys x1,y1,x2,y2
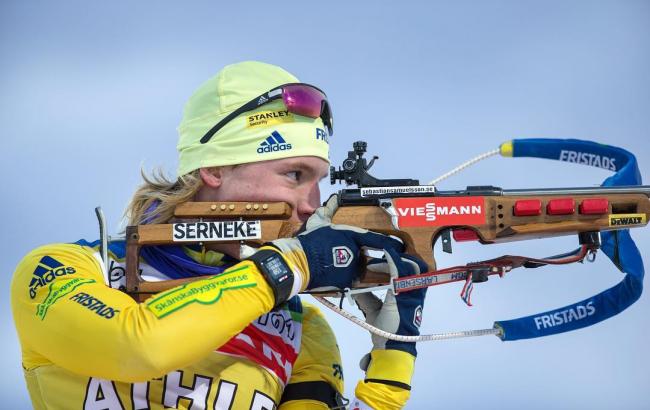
[
  {"x1": 243, "y1": 195, "x2": 404, "y2": 301},
  {"x1": 349, "y1": 248, "x2": 428, "y2": 409},
  {"x1": 355, "y1": 248, "x2": 428, "y2": 356}
]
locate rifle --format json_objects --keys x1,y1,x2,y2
[{"x1": 123, "y1": 140, "x2": 650, "y2": 310}]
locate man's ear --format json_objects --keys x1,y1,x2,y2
[{"x1": 199, "y1": 167, "x2": 224, "y2": 188}]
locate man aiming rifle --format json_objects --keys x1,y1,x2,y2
[{"x1": 11, "y1": 61, "x2": 429, "y2": 409}]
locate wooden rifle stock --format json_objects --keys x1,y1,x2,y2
[{"x1": 124, "y1": 189, "x2": 650, "y2": 302}]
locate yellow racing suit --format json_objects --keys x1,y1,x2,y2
[{"x1": 11, "y1": 239, "x2": 414, "y2": 409}]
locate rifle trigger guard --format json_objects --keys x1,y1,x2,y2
[{"x1": 379, "y1": 199, "x2": 400, "y2": 230}]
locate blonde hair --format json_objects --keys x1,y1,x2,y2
[{"x1": 124, "y1": 168, "x2": 203, "y2": 227}]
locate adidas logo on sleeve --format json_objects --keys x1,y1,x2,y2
[
  {"x1": 257, "y1": 131, "x2": 292, "y2": 154},
  {"x1": 29, "y1": 256, "x2": 77, "y2": 299}
]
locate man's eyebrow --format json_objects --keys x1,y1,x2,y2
[{"x1": 282, "y1": 161, "x2": 323, "y2": 174}]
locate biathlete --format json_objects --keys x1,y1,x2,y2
[{"x1": 11, "y1": 61, "x2": 428, "y2": 410}]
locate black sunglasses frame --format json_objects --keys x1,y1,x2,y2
[{"x1": 199, "y1": 83, "x2": 333, "y2": 144}]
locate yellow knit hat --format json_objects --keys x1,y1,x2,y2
[{"x1": 177, "y1": 61, "x2": 330, "y2": 176}]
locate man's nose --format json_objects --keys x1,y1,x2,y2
[{"x1": 296, "y1": 183, "x2": 322, "y2": 222}]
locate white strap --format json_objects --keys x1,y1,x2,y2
[
  {"x1": 314, "y1": 296, "x2": 502, "y2": 342},
  {"x1": 428, "y1": 148, "x2": 500, "y2": 186}
]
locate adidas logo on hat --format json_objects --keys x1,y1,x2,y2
[
  {"x1": 257, "y1": 131, "x2": 293, "y2": 154},
  {"x1": 28, "y1": 256, "x2": 76, "y2": 299}
]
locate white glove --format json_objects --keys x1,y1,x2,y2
[{"x1": 354, "y1": 248, "x2": 428, "y2": 359}]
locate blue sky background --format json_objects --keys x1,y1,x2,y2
[{"x1": 2, "y1": 1, "x2": 649, "y2": 408}]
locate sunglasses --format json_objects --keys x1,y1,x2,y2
[{"x1": 200, "y1": 83, "x2": 333, "y2": 144}]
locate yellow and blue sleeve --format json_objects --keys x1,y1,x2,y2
[
  {"x1": 354, "y1": 349, "x2": 416, "y2": 409},
  {"x1": 11, "y1": 243, "x2": 276, "y2": 382}
]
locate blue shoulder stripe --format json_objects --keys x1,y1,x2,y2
[{"x1": 73, "y1": 239, "x2": 127, "y2": 259}]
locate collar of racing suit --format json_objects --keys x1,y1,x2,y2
[{"x1": 140, "y1": 244, "x2": 238, "y2": 280}]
